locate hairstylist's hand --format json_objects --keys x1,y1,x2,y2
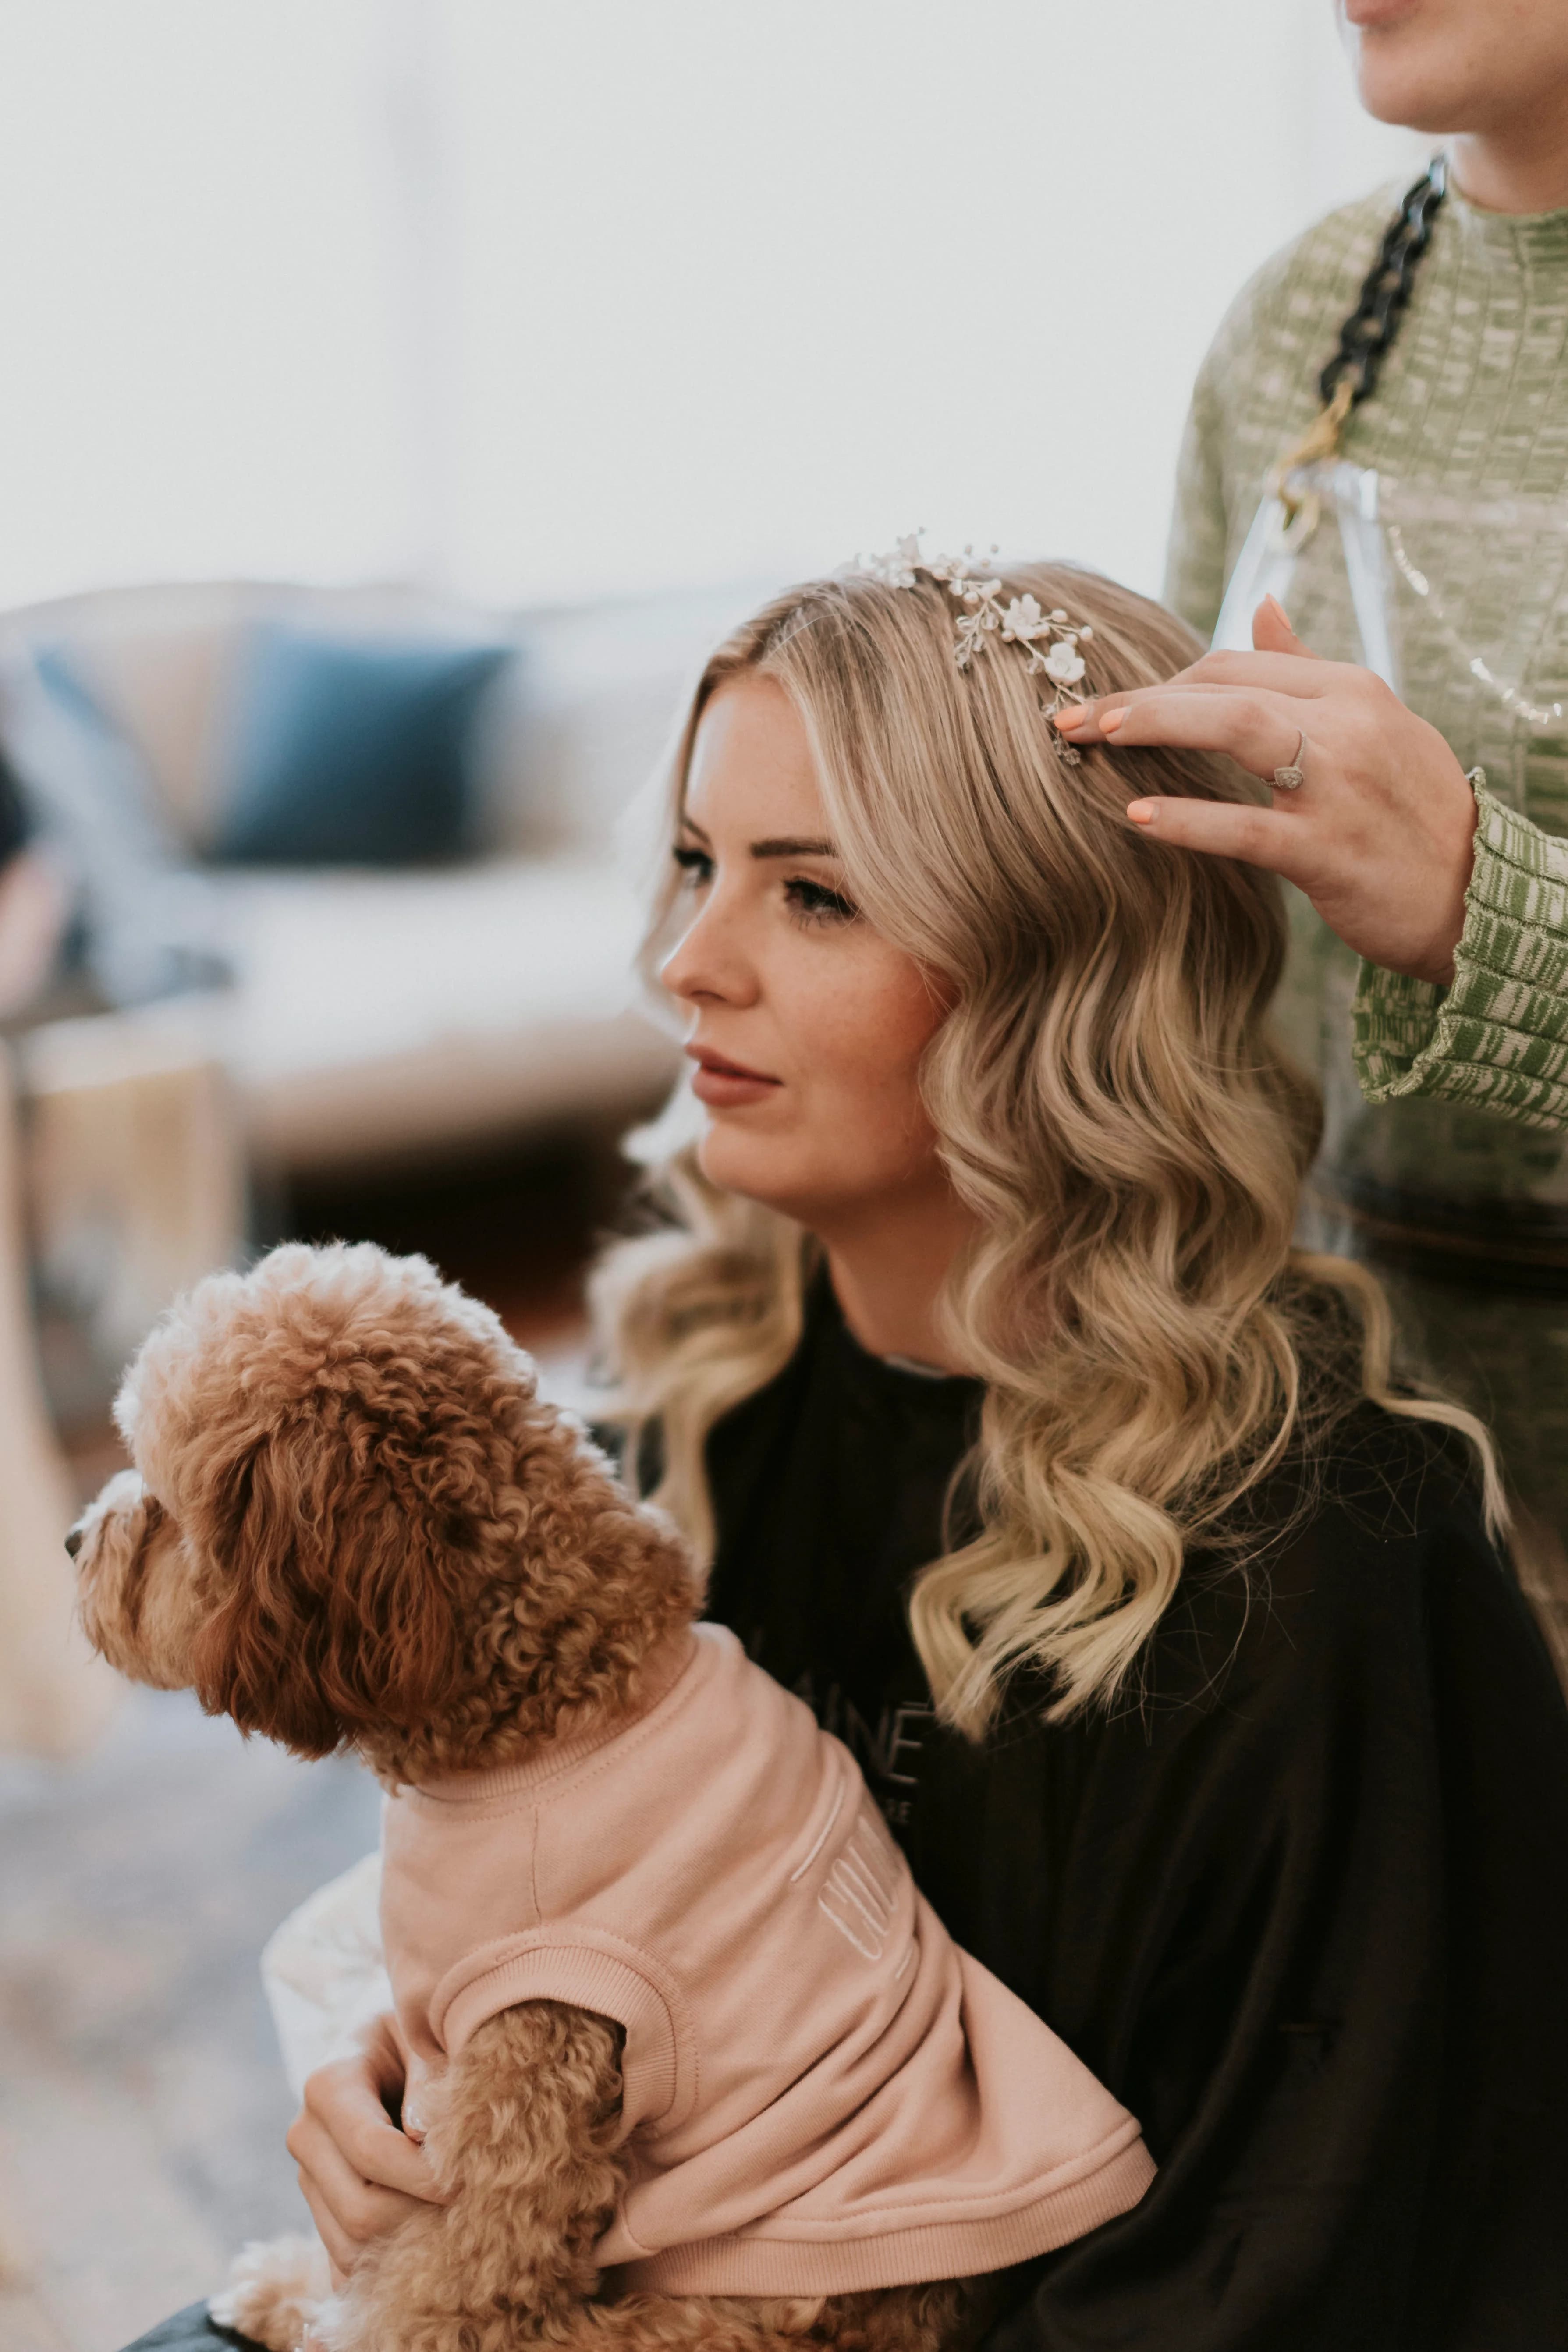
[
  {"x1": 1054, "y1": 596, "x2": 1478, "y2": 986},
  {"x1": 287, "y1": 2011, "x2": 446, "y2": 2283}
]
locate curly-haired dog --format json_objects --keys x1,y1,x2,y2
[{"x1": 72, "y1": 1243, "x2": 1152, "y2": 2352}]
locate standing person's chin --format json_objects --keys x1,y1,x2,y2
[{"x1": 1342, "y1": 0, "x2": 1504, "y2": 130}]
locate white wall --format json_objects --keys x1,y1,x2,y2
[
  {"x1": 0, "y1": 1, "x2": 1425, "y2": 614},
  {"x1": 0, "y1": 3, "x2": 417, "y2": 602}
]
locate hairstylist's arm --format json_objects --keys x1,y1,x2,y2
[
  {"x1": 1054, "y1": 597, "x2": 1478, "y2": 987},
  {"x1": 287, "y1": 2011, "x2": 446, "y2": 2280}
]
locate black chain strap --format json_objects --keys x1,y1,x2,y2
[{"x1": 1318, "y1": 153, "x2": 1447, "y2": 409}]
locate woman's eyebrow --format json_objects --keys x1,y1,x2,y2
[{"x1": 749, "y1": 836, "x2": 839, "y2": 860}]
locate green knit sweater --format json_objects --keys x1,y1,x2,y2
[{"x1": 1166, "y1": 181, "x2": 1568, "y2": 1246}]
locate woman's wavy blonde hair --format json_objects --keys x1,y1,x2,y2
[{"x1": 592, "y1": 561, "x2": 1504, "y2": 1736}]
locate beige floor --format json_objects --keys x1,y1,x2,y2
[{"x1": 0, "y1": 1683, "x2": 381, "y2": 2352}]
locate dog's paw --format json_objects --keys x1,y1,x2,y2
[{"x1": 210, "y1": 2233, "x2": 330, "y2": 2352}]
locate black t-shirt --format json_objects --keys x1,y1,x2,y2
[{"x1": 700, "y1": 1278, "x2": 1568, "y2": 2350}]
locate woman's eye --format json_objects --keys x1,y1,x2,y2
[
  {"x1": 672, "y1": 843, "x2": 713, "y2": 890},
  {"x1": 784, "y1": 875, "x2": 859, "y2": 926}
]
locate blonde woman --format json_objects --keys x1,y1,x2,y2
[{"x1": 135, "y1": 561, "x2": 1568, "y2": 2352}]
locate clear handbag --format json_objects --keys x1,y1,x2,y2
[
  {"x1": 1213, "y1": 461, "x2": 1568, "y2": 1253},
  {"x1": 1213, "y1": 459, "x2": 1401, "y2": 684},
  {"x1": 1211, "y1": 462, "x2": 1568, "y2": 797}
]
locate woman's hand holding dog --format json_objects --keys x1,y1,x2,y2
[
  {"x1": 287, "y1": 2014, "x2": 445, "y2": 2280},
  {"x1": 1055, "y1": 597, "x2": 1479, "y2": 988}
]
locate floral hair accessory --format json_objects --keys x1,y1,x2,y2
[{"x1": 856, "y1": 533, "x2": 1093, "y2": 757}]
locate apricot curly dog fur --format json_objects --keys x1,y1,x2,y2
[{"x1": 72, "y1": 1244, "x2": 978, "y2": 2352}]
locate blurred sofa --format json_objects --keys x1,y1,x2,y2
[
  {"x1": 0, "y1": 577, "x2": 767, "y2": 1166},
  {"x1": 0, "y1": 575, "x2": 754, "y2": 1406}
]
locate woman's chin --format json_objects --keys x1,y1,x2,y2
[
  {"x1": 697, "y1": 1122, "x2": 783, "y2": 1200},
  {"x1": 695, "y1": 1123, "x2": 818, "y2": 1220}
]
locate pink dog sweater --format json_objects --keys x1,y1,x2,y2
[{"x1": 380, "y1": 1623, "x2": 1154, "y2": 2295}]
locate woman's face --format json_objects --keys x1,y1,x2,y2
[
  {"x1": 660, "y1": 674, "x2": 950, "y2": 1236},
  {"x1": 1340, "y1": 0, "x2": 1568, "y2": 135}
]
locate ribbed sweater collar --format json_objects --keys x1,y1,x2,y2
[{"x1": 1448, "y1": 182, "x2": 1568, "y2": 267}]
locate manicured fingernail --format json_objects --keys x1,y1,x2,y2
[
  {"x1": 1127, "y1": 799, "x2": 1156, "y2": 825},
  {"x1": 1100, "y1": 708, "x2": 1127, "y2": 734},
  {"x1": 1053, "y1": 703, "x2": 1087, "y2": 729},
  {"x1": 1265, "y1": 594, "x2": 1292, "y2": 626}
]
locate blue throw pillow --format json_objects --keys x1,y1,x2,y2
[{"x1": 214, "y1": 623, "x2": 514, "y2": 867}]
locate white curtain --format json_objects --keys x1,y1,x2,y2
[{"x1": 0, "y1": 0, "x2": 1423, "y2": 614}]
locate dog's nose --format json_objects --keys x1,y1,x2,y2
[{"x1": 64, "y1": 1525, "x2": 84, "y2": 1560}]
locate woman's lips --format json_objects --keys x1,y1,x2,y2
[{"x1": 686, "y1": 1044, "x2": 782, "y2": 1108}]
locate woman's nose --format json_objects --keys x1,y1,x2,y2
[{"x1": 660, "y1": 891, "x2": 760, "y2": 1008}]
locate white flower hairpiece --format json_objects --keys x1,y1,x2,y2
[{"x1": 855, "y1": 533, "x2": 1093, "y2": 756}]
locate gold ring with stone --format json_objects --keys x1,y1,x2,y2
[{"x1": 1272, "y1": 728, "x2": 1306, "y2": 791}]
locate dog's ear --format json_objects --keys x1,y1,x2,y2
[{"x1": 188, "y1": 1423, "x2": 472, "y2": 1759}]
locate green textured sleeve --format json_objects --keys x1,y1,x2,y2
[{"x1": 1353, "y1": 778, "x2": 1568, "y2": 1130}]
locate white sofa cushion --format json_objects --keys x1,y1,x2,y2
[{"x1": 213, "y1": 855, "x2": 678, "y2": 1170}]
